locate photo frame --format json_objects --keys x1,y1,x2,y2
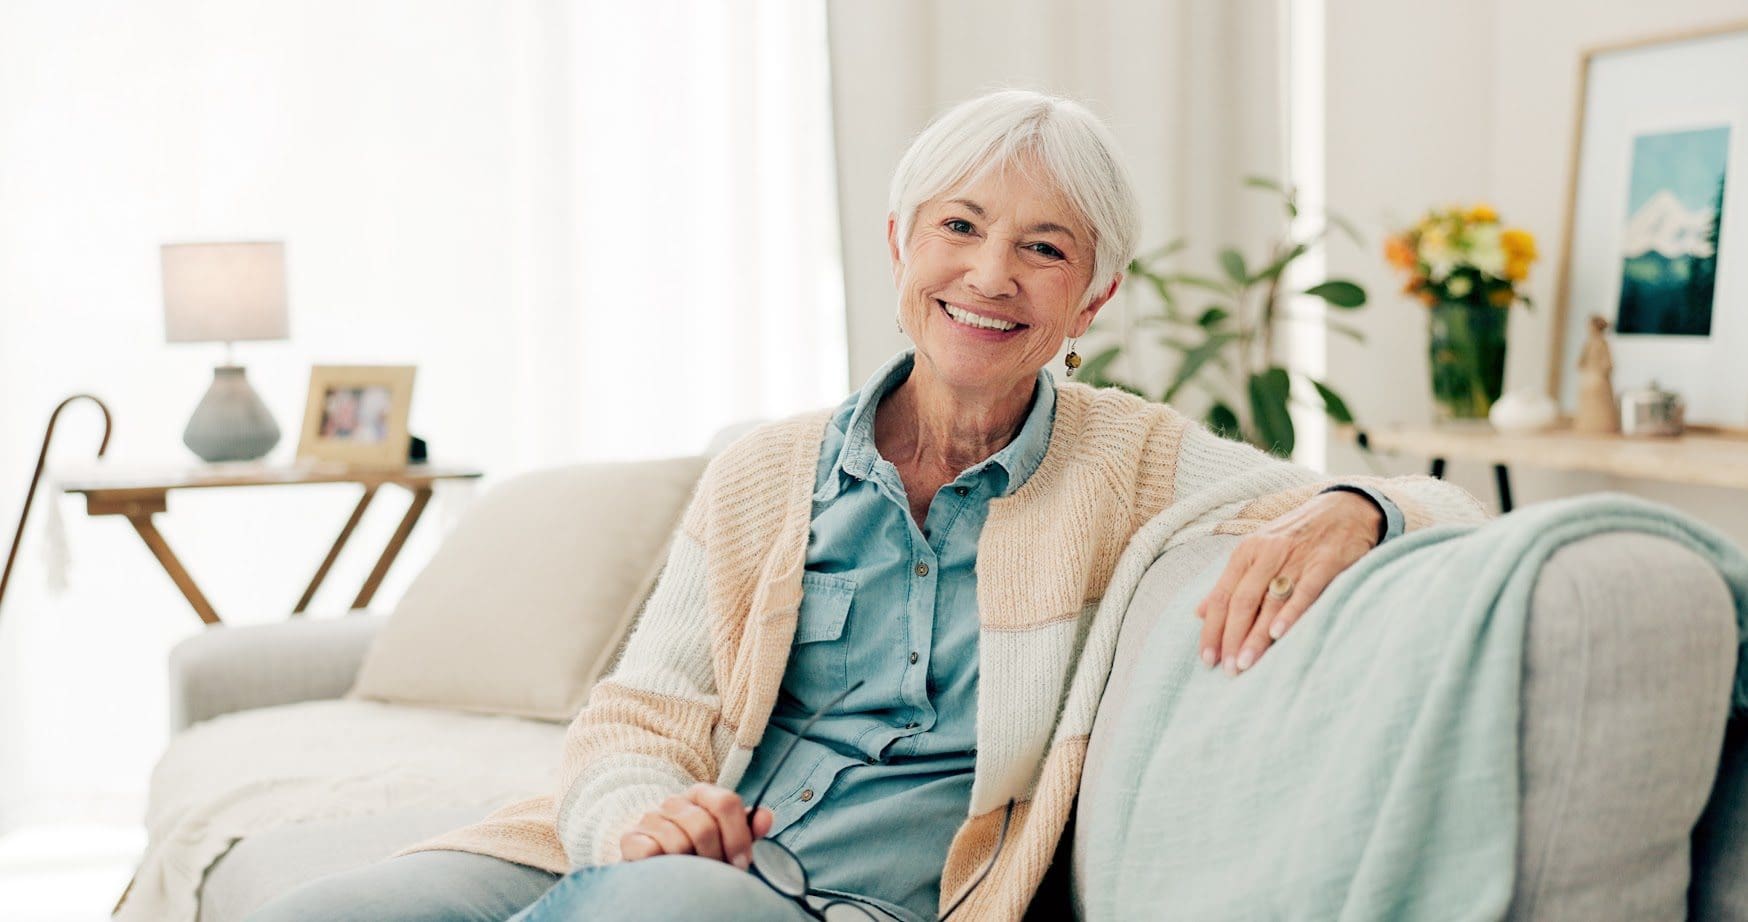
[
  {"x1": 1549, "y1": 21, "x2": 1748, "y2": 428},
  {"x1": 296, "y1": 365, "x2": 416, "y2": 467}
]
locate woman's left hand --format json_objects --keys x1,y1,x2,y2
[{"x1": 1195, "y1": 491, "x2": 1383, "y2": 675}]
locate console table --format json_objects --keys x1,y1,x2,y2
[
  {"x1": 1359, "y1": 424, "x2": 1748, "y2": 514},
  {"x1": 57, "y1": 461, "x2": 482, "y2": 624}
]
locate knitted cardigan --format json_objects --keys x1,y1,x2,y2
[{"x1": 393, "y1": 382, "x2": 1486, "y2": 919}]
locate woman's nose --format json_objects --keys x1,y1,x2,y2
[{"x1": 964, "y1": 239, "x2": 1019, "y2": 299}]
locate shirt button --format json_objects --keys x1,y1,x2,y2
[
  {"x1": 799, "y1": 789, "x2": 814, "y2": 802},
  {"x1": 914, "y1": 562, "x2": 930, "y2": 577},
  {"x1": 909, "y1": 651, "x2": 919, "y2": 664},
  {"x1": 954, "y1": 486, "x2": 969, "y2": 497}
]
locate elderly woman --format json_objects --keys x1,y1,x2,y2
[{"x1": 247, "y1": 90, "x2": 1481, "y2": 922}]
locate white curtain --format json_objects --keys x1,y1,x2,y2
[{"x1": 0, "y1": 0, "x2": 844, "y2": 833}]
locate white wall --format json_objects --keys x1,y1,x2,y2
[{"x1": 1325, "y1": 0, "x2": 1748, "y2": 547}]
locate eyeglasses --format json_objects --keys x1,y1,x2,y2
[{"x1": 743, "y1": 680, "x2": 1014, "y2": 922}]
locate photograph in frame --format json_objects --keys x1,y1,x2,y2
[
  {"x1": 296, "y1": 364, "x2": 416, "y2": 467},
  {"x1": 1551, "y1": 22, "x2": 1747, "y2": 428}
]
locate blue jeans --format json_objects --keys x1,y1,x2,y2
[
  {"x1": 243, "y1": 851, "x2": 560, "y2": 922},
  {"x1": 509, "y1": 854, "x2": 921, "y2": 922},
  {"x1": 244, "y1": 851, "x2": 919, "y2": 922}
]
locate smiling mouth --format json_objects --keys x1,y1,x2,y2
[{"x1": 937, "y1": 300, "x2": 1028, "y2": 333}]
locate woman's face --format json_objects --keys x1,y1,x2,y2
[{"x1": 888, "y1": 159, "x2": 1117, "y2": 396}]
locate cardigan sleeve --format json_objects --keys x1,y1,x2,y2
[
  {"x1": 552, "y1": 503, "x2": 723, "y2": 869},
  {"x1": 1168, "y1": 421, "x2": 1489, "y2": 536}
]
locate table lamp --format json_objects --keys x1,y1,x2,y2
[{"x1": 161, "y1": 241, "x2": 289, "y2": 462}]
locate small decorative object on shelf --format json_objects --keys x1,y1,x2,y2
[
  {"x1": 1487, "y1": 389, "x2": 1558, "y2": 434},
  {"x1": 1385, "y1": 203, "x2": 1538, "y2": 420},
  {"x1": 1573, "y1": 314, "x2": 1620, "y2": 434},
  {"x1": 1620, "y1": 381, "x2": 1686, "y2": 438},
  {"x1": 296, "y1": 365, "x2": 417, "y2": 469}
]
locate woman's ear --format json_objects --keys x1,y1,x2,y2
[
  {"x1": 886, "y1": 212, "x2": 903, "y2": 286},
  {"x1": 1070, "y1": 273, "x2": 1123, "y2": 338}
]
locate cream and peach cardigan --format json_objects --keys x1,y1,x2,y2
[{"x1": 394, "y1": 382, "x2": 1484, "y2": 919}]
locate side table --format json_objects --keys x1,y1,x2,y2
[
  {"x1": 1358, "y1": 423, "x2": 1748, "y2": 515},
  {"x1": 57, "y1": 461, "x2": 483, "y2": 624}
]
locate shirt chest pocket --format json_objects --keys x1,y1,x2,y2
[{"x1": 786, "y1": 572, "x2": 856, "y2": 692}]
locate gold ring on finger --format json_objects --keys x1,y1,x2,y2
[{"x1": 1267, "y1": 575, "x2": 1294, "y2": 601}]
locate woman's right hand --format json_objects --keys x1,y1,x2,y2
[{"x1": 619, "y1": 783, "x2": 776, "y2": 869}]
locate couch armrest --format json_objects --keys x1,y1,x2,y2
[
  {"x1": 1509, "y1": 531, "x2": 1737, "y2": 921},
  {"x1": 168, "y1": 613, "x2": 388, "y2": 733}
]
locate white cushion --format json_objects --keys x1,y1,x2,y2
[
  {"x1": 347, "y1": 456, "x2": 708, "y2": 721},
  {"x1": 121, "y1": 699, "x2": 565, "y2": 922}
]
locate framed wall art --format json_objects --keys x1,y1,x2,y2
[
  {"x1": 296, "y1": 364, "x2": 416, "y2": 467},
  {"x1": 1550, "y1": 21, "x2": 1748, "y2": 428}
]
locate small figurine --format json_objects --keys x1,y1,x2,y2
[{"x1": 1574, "y1": 314, "x2": 1620, "y2": 434}]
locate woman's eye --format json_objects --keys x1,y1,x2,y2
[
  {"x1": 1029, "y1": 242, "x2": 1065, "y2": 259},
  {"x1": 945, "y1": 219, "x2": 974, "y2": 234}
]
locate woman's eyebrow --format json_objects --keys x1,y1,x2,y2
[{"x1": 946, "y1": 198, "x2": 1079, "y2": 242}]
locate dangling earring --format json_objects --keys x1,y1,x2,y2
[
  {"x1": 896, "y1": 311, "x2": 904, "y2": 335},
  {"x1": 1064, "y1": 339, "x2": 1082, "y2": 377}
]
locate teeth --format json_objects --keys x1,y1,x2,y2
[{"x1": 942, "y1": 302, "x2": 1019, "y2": 331}]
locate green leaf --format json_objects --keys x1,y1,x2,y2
[
  {"x1": 1252, "y1": 242, "x2": 1309, "y2": 284},
  {"x1": 1219, "y1": 248, "x2": 1249, "y2": 286},
  {"x1": 1327, "y1": 212, "x2": 1364, "y2": 247},
  {"x1": 1206, "y1": 402, "x2": 1241, "y2": 439},
  {"x1": 1303, "y1": 279, "x2": 1367, "y2": 308},
  {"x1": 1196, "y1": 306, "x2": 1229, "y2": 328},
  {"x1": 1137, "y1": 239, "x2": 1189, "y2": 262},
  {"x1": 1074, "y1": 345, "x2": 1123, "y2": 384},
  {"x1": 1162, "y1": 273, "x2": 1234, "y2": 297},
  {"x1": 1325, "y1": 318, "x2": 1366, "y2": 343},
  {"x1": 1243, "y1": 176, "x2": 1284, "y2": 194},
  {"x1": 1309, "y1": 377, "x2": 1355, "y2": 424},
  {"x1": 1247, "y1": 368, "x2": 1295, "y2": 456},
  {"x1": 1162, "y1": 332, "x2": 1240, "y2": 402}
]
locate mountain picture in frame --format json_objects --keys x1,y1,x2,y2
[
  {"x1": 1551, "y1": 21, "x2": 1748, "y2": 428},
  {"x1": 1616, "y1": 124, "x2": 1729, "y2": 338}
]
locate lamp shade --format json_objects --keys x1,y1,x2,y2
[{"x1": 161, "y1": 241, "x2": 289, "y2": 343}]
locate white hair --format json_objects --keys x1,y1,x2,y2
[{"x1": 888, "y1": 89, "x2": 1140, "y2": 308}]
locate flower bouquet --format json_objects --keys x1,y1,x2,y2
[{"x1": 1385, "y1": 204, "x2": 1538, "y2": 419}]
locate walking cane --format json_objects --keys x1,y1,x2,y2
[{"x1": 0, "y1": 394, "x2": 113, "y2": 620}]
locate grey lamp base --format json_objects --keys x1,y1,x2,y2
[{"x1": 183, "y1": 365, "x2": 281, "y2": 462}]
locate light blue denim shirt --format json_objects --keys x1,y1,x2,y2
[
  {"x1": 733, "y1": 349, "x2": 1055, "y2": 920},
  {"x1": 732, "y1": 350, "x2": 1401, "y2": 919}
]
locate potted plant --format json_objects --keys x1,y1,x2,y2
[
  {"x1": 1383, "y1": 204, "x2": 1539, "y2": 420},
  {"x1": 1074, "y1": 178, "x2": 1368, "y2": 458}
]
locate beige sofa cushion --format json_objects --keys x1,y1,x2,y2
[{"x1": 347, "y1": 456, "x2": 707, "y2": 722}]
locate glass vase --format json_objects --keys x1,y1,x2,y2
[{"x1": 1427, "y1": 300, "x2": 1507, "y2": 420}]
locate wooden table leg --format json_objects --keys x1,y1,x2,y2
[
  {"x1": 293, "y1": 485, "x2": 379, "y2": 615},
  {"x1": 125, "y1": 513, "x2": 221, "y2": 625},
  {"x1": 351, "y1": 486, "x2": 432, "y2": 610}
]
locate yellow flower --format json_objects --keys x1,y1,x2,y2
[
  {"x1": 1465, "y1": 203, "x2": 1499, "y2": 223},
  {"x1": 1501, "y1": 228, "x2": 1537, "y2": 260},
  {"x1": 1505, "y1": 256, "x2": 1530, "y2": 281},
  {"x1": 1489, "y1": 288, "x2": 1514, "y2": 307}
]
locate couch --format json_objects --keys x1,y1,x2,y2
[{"x1": 126, "y1": 458, "x2": 1748, "y2": 921}]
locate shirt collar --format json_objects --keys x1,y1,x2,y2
[{"x1": 828, "y1": 348, "x2": 1056, "y2": 498}]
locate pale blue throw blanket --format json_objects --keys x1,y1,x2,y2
[{"x1": 1078, "y1": 493, "x2": 1748, "y2": 920}]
